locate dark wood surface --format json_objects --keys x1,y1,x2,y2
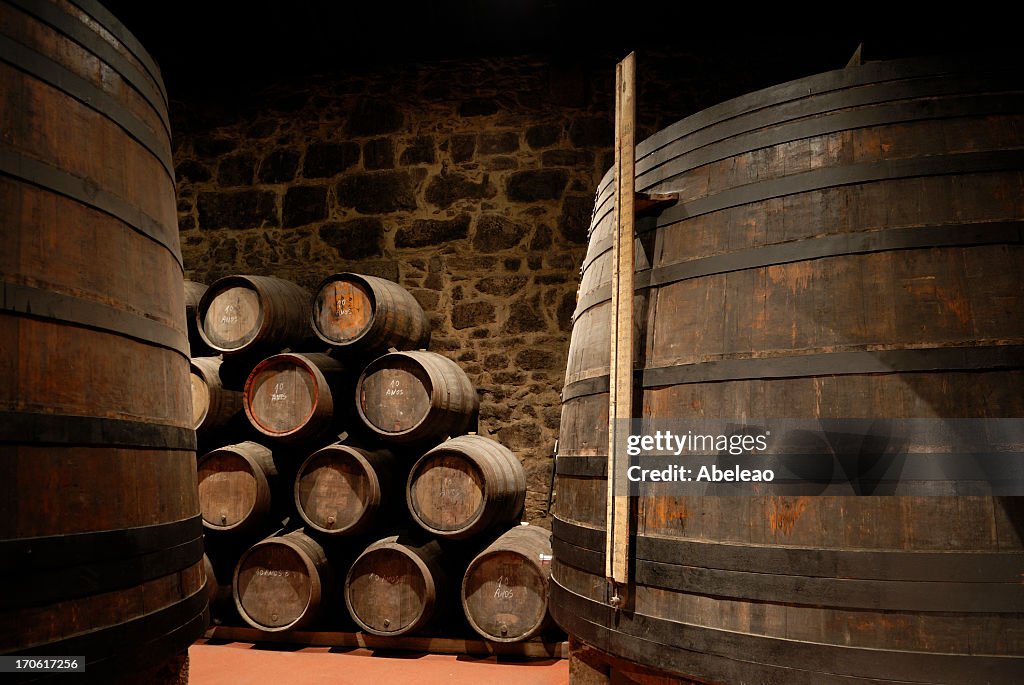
[
  {"x1": 198, "y1": 275, "x2": 312, "y2": 356},
  {"x1": 407, "y1": 435, "x2": 526, "y2": 539},
  {"x1": 551, "y1": 56, "x2": 1024, "y2": 684},
  {"x1": 294, "y1": 443, "x2": 397, "y2": 536},
  {"x1": 233, "y1": 530, "x2": 331, "y2": 632},
  {"x1": 312, "y1": 272, "x2": 430, "y2": 354},
  {"x1": 0, "y1": 0, "x2": 204, "y2": 668},
  {"x1": 201, "y1": 626, "x2": 568, "y2": 659},
  {"x1": 243, "y1": 352, "x2": 344, "y2": 443},
  {"x1": 357, "y1": 351, "x2": 479, "y2": 444},
  {"x1": 197, "y1": 441, "x2": 277, "y2": 534},
  {"x1": 461, "y1": 525, "x2": 553, "y2": 643},
  {"x1": 345, "y1": 535, "x2": 447, "y2": 636},
  {"x1": 190, "y1": 355, "x2": 243, "y2": 433}
]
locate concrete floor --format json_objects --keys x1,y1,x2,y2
[{"x1": 190, "y1": 641, "x2": 569, "y2": 685}]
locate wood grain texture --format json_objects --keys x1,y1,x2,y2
[
  {"x1": 551, "y1": 56, "x2": 1024, "y2": 684},
  {"x1": 357, "y1": 351, "x2": 479, "y2": 444},
  {"x1": 243, "y1": 352, "x2": 345, "y2": 443},
  {"x1": 294, "y1": 442, "x2": 397, "y2": 536},
  {"x1": 407, "y1": 435, "x2": 526, "y2": 539},
  {"x1": 0, "y1": 0, "x2": 204, "y2": 667},
  {"x1": 345, "y1": 535, "x2": 447, "y2": 636},
  {"x1": 197, "y1": 441, "x2": 277, "y2": 534},
  {"x1": 198, "y1": 275, "x2": 312, "y2": 356},
  {"x1": 461, "y1": 525, "x2": 553, "y2": 642},
  {"x1": 312, "y1": 272, "x2": 430, "y2": 353},
  {"x1": 233, "y1": 530, "x2": 332, "y2": 632}
]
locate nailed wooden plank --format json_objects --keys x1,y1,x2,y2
[{"x1": 606, "y1": 51, "x2": 637, "y2": 587}]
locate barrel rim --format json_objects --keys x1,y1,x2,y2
[
  {"x1": 355, "y1": 351, "x2": 437, "y2": 439},
  {"x1": 461, "y1": 545, "x2": 550, "y2": 642},
  {"x1": 294, "y1": 443, "x2": 379, "y2": 535},
  {"x1": 310, "y1": 271, "x2": 379, "y2": 347},
  {"x1": 189, "y1": 367, "x2": 211, "y2": 429},
  {"x1": 196, "y1": 275, "x2": 267, "y2": 353},
  {"x1": 406, "y1": 443, "x2": 489, "y2": 538},
  {"x1": 232, "y1": 534, "x2": 321, "y2": 633},
  {"x1": 344, "y1": 539, "x2": 437, "y2": 636},
  {"x1": 243, "y1": 352, "x2": 325, "y2": 439},
  {"x1": 196, "y1": 443, "x2": 271, "y2": 532}
]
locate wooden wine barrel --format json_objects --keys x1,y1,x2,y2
[
  {"x1": 551, "y1": 56, "x2": 1024, "y2": 684},
  {"x1": 345, "y1": 535, "x2": 447, "y2": 636},
  {"x1": 204, "y1": 553, "x2": 233, "y2": 608},
  {"x1": 0, "y1": 0, "x2": 204, "y2": 677},
  {"x1": 356, "y1": 351, "x2": 478, "y2": 444},
  {"x1": 184, "y1": 279, "x2": 209, "y2": 354},
  {"x1": 197, "y1": 274, "x2": 312, "y2": 356},
  {"x1": 190, "y1": 356, "x2": 244, "y2": 433},
  {"x1": 407, "y1": 435, "x2": 526, "y2": 540},
  {"x1": 233, "y1": 530, "x2": 332, "y2": 632},
  {"x1": 312, "y1": 272, "x2": 431, "y2": 353},
  {"x1": 243, "y1": 352, "x2": 345, "y2": 443},
  {"x1": 197, "y1": 442, "x2": 278, "y2": 534},
  {"x1": 461, "y1": 525, "x2": 553, "y2": 642},
  {"x1": 294, "y1": 443, "x2": 397, "y2": 536}
]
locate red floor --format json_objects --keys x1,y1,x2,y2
[{"x1": 190, "y1": 641, "x2": 569, "y2": 685}]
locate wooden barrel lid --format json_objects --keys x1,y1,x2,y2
[
  {"x1": 408, "y1": 452, "x2": 485, "y2": 533},
  {"x1": 358, "y1": 356, "x2": 433, "y2": 434},
  {"x1": 312, "y1": 276, "x2": 374, "y2": 345},
  {"x1": 245, "y1": 356, "x2": 320, "y2": 437},
  {"x1": 295, "y1": 447, "x2": 378, "y2": 534},
  {"x1": 346, "y1": 543, "x2": 435, "y2": 635},
  {"x1": 462, "y1": 546, "x2": 548, "y2": 641},
  {"x1": 234, "y1": 539, "x2": 319, "y2": 631},
  {"x1": 201, "y1": 283, "x2": 262, "y2": 350}
]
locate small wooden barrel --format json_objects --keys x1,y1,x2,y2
[
  {"x1": 204, "y1": 553, "x2": 233, "y2": 609},
  {"x1": 294, "y1": 443, "x2": 397, "y2": 536},
  {"x1": 184, "y1": 280, "x2": 210, "y2": 354},
  {"x1": 197, "y1": 275, "x2": 312, "y2": 356},
  {"x1": 345, "y1": 535, "x2": 447, "y2": 636},
  {"x1": 407, "y1": 435, "x2": 526, "y2": 540},
  {"x1": 233, "y1": 530, "x2": 332, "y2": 632},
  {"x1": 190, "y1": 356, "x2": 243, "y2": 433},
  {"x1": 461, "y1": 525, "x2": 553, "y2": 642},
  {"x1": 244, "y1": 352, "x2": 345, "y2": 443},
  {"x1": 356, "y1": 351, "x2": 478, "y2": 444},
  {"x1": 197, "y1": 442, "x2": 278, "y2": 535},
  {"x1": 312, "y1": 273, "x2": 431, "y2": 354}
]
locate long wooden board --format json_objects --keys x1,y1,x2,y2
[{"x1": 201, "y1": 627, "x2": 569, "y2": 659}]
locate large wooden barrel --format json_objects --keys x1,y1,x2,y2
[
  {"x1": 294, "y1": 443, "x2": 398, "y2": 536},
  {"x1": 312, "y1": 272, "x2": 431, "y2": 354},
  {"x1": 197, "y1": 442, "x2": 278, "y2": 535},
  {"x1": 232, "y1": 530, "x2": 333, "y2": 632},
  {"x1": 190, "y1": 356, "x2": 244, "y2": 434},
  {"x1": 344, "y1": 535, "x2": 448, "y2": 636},
  {"x1": 197, "y1": 274, "x2": 312, "y2": 356},
  {"x1": 407, "y1": 435, "x2": 526, "y2": 540},
  {"x1": 0, "y1": 0, "x2": 205, "y2": 677},
  {"x1": 551, "y1": 56, "x2": 1024, "y2": 684},
  {"x1": 461, "y1": 525, "x2": 553, "y2": 642},
  {"x1": 243, "y1": 352, "x2": 345, "y2": 443},
  {"x1": 356, "y1": 351, "x2": 478, "y2": 444}
]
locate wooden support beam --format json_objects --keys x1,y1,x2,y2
[
  {"x1": 606, "y1": 51, "x2": 636, "y2": 593},
  {"x1": 634, "y1": 191, "x2": 678, "y2": 216}
]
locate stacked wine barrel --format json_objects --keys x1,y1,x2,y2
[{"x1": 187, "y1": 272, "x2": 557, "y2": 642}]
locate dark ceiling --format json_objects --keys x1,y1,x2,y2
[{"x1": 100, "y1": 1, "x2": 1012, "y2": 102}]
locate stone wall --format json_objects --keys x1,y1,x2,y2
[{"x1": 172, "y1": 51, "x2": 818, "y2": 524}]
